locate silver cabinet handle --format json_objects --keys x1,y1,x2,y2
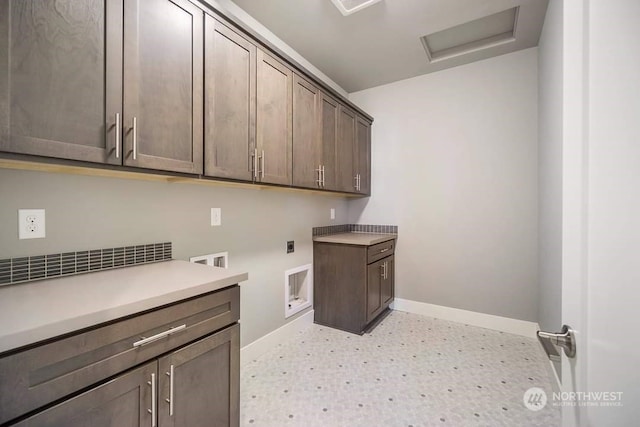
[
  {"x1": 165, "y1": 364, "x2": 175, "y2": 416},
  {"x1": 252, "y1": 148, "x2": 258, "y2": 180},
  {"x1": 537, "y1": 325, "x2": 576, "y2": 358},
  {"x1": 380, "y1": 262, "x2": 385, "y2": 278},
  {"x1": 354, "y1": 174, "x2": 358, "y2": 190},
  {"x1": 380, "y1": 247, "x2": 389, "y2": 254},
  {"x1": 322, "y1": 165, "x2": 325, "y2": 187},
  {"x1": 115, "y1": 113, "x2": 121, "y2": 159},
  {"x1": 256, "y1": 149, "x2": 263, "y2": 180},
  {"x1": 260, "y1": 150, "x2": 265, "y2": 179},
  {"x1": 133, "y1": 324, "x2": 187, "y2": 348},
  {"x1": 148, "y1": 373, "x2": 157, "y2": 427},
  {"x1": 358, "y1": 174, "x2": 361, "y2": 191},
  {"x1": 315, "y1": 165, "x2": 322, "y2": 186},
  {"x1": 132, "y1": 116, "x2": 138, "y2": 160}
]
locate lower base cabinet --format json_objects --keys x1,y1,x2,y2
[
  {"x1": 313, "y1": 239, "x2": 395, "y2": 334},
  {"x1": 1, "y1": 286, "x2": 241, "y2": 427},
  {"x1": 14, "y1": 325, "x2": 239, "y2": 427}
]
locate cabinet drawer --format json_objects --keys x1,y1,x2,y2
[
  {"x1": 0, "y1": 285, "x2": 239, "y2": 425},
  {"x1": 367, "y1": 239, "x2": 395, "y2": 264}
]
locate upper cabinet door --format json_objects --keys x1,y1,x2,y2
[
  {"x1": 319, "y1": 92, "x2": 339, "y2": 191},
  {"x1": 292, "y1": 74, "x2": 321, "y2": 189},
  {"x1": 355, "y1": 116, "x2": 371, "y2": 195},
  {"x1": 123, "y1": 0, "x2": 203, "y2": 174},
  {"x1": 256, "y1": 50, "x2": 292, "y2": 186},
  {"x1": 0, "y1": 0, "x2": 123, "y2": 165},
  {"x1": 336, "y1": 106, "x2": 356, "y2": 193},
  {"x1": 204, "y1": 16, "x2": 256, "y2": 181}
]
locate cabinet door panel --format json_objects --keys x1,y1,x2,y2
[
  {"x1": 14, "y1": 362, "x2": 155, "y2": 427},
  {"x1": 292, "y1": 74, "x2": 321, "y2": 189},
  {"x1": 0, "y1": 0, "x2": 122, "y2": 164},
  {"x1": 159, "y1": 324, "x2": 240, "y2": 427},
  {"x1": 123, "y1": 0, "x2": 203, "y2": 174},
  {"x1": 366, "y1": 260, "x2": 383, "y2": 323},
  {"x1": 381, "y1": 255, "x2": 394, "y2": 306},
  {"x1": 204, "y1": 16, "x2": 256, "y2": 181},
  {"x1": 319, "y1": 92, "x2": 339, "y2": 191},
  {"x1": 336, "y1": 106, "x2": 356, "y2": 192},
  {"x1": 355, "y1": 116, "x2": 371, "y2": 195},
  {"x1": 256, "y1": 50, "x2": 292, "y2": 185}
]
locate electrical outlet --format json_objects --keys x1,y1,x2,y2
[
  {"x1": 330, "y1": 208, "x2": 336, "y2": 220},
  {"x1": 18, "y1": 209, "x2": 46, "y2": 239},
  {"x1": 211, "y1": 208, "x2": 221, "y2": 226},
  {"x1": 287, "y1": 241, "x2": 294, "y2": 254}
]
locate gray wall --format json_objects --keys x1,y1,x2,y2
[
  {"x1": 349, "y1": 48, "x2": 539, "y2": 322},
  {"x1": 537, "y1": 0, "x2": 563, "y2": 336},
  {"x1": 0, "y1": 168, "x2": 348, "y2": 346}
]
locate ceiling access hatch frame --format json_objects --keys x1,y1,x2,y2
[
  {"x1": 330, "y1": 0, "x2": 383, "y2": 16},
  {"x1": 421, "y1": 6, "x2": 520, "y2": 63}
]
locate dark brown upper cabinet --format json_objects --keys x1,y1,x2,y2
[
  {"x1": 256, "y1": 49, "x2": 293, "y2": 186},
  {"x1": 0, "y1": 0, "x2": 373, "y2": 195},
  {"x1": 0, "y1": 0, "x2": 123, "y2": 165},
  {"x1": 335, "y1": 106, "x2": 356, "y2": 193},
  {"x1": 355, "y1": 115, "x2": 372, "y2": 195},
  {"x1": 319, "y1": 92, "x2": 340, "y2": 191},
  {"x1": 123, "y1": 0, "x2": 203, "y2": 174},
  {"x1": 204, "y1": 16, "x2": 256, "y2": 181},
  {"x1": 0, "y1": 0, "x2": 203, "y2": 174},
  {"x1": 292, "y1": 74, "x2": 322, "y2": 189}
]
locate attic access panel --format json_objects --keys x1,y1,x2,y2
[
  {"x1": 421, "y1": 7, "x2": 519, "y2": 62},
  {"x1": 331, "y1": 0, "x2": 382, "y2": 16}
]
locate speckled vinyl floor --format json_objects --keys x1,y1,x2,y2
[{"x1": 240, "y1": 311, "x2": 560, "y2": 427}]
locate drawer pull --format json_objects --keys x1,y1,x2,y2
[
  {"x1": 133, "y1": 324, "x2": 187, "y2": 348},
  {"x1": 380, "y1": 247, "x2": 389, "y2": 253}
]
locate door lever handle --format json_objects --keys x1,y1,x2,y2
[{"x1": 537, "y1": 325, "x2": 576, "y2": 358}]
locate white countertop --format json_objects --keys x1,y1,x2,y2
[
  {"x1": 313, "y1": 233, "x2": 396, "y2": 246},
  {"x1": 0, "y1": 260, "x2": 248, "y2": 354}
]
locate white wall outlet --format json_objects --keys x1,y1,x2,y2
[
  {"x1": 18, "y1": 209, "x2": 46, "y2": 239},
  {"x1": 211, "y1": 208, "x2": 221, "y2": 226},
  {"x1": 330, "y1": 208, "x2": 336, "y2": 220}
]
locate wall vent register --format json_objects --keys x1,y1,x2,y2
[{"x1": 0, "y1": 242, "x2": 172, "y2": 286}]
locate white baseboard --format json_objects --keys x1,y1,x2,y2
[
  {"x1": 391, "y1": 298, "x2": 540, "y2": 337},
  {"x1": 240, "y1": 309, "x2": 314, "y2": 366}
]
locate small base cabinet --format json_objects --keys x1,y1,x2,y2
[
  {"x1": 313, "y1": 238, "x2": 395, "y2": 334},
  {"x1": 1, "y1": 286, "x2": 240, "y2": 427}
]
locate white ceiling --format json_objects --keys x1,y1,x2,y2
[{"x1": 230, "y1": 0, "x2": 549, "y2": 93}]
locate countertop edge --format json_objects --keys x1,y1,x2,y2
[
  {"x1": 312, "y1": 233, "x2": 397, "y2": 246},
  {"x1": 0, "y1": 270, "x2": 248, "y2": 355}
]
